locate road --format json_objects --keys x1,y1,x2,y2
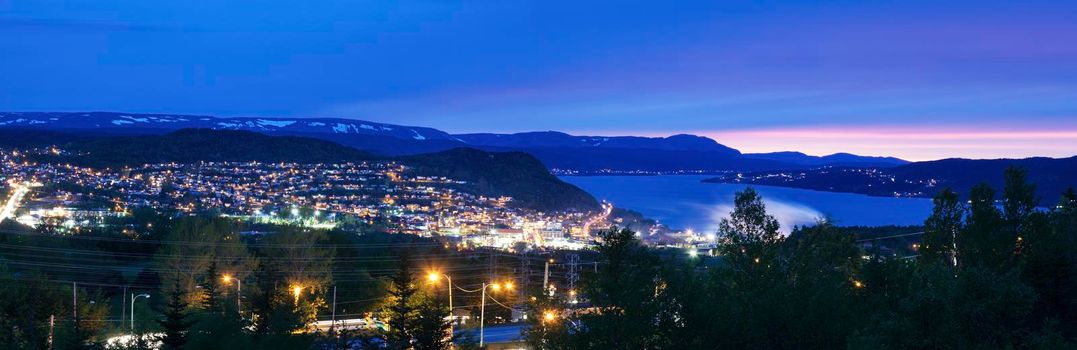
[
  {"x1": 0, "y1": 182, "x2": 31, "y2": 224},
  {"x1": 456, "y1": 323, "x2": 527, "y2": 344}
]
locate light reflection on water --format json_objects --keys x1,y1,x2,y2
[{"x1": 561, "y1": 175, "x2": 934, "y2": 234}]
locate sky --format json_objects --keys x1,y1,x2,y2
[{"x1": 2, "y1": 0, "x2": 1076, "y2": 161}]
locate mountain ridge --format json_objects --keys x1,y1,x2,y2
[{"x1": 0, "y1": 111, "x2": 906, "y2": 170}]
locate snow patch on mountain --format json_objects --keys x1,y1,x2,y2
[
  {"x1": 333, "y1": 123, "x2": 352, "y2": 133},
  {"x1": 412, "y1": 130, "x2": 426, "y2": 140},
  {"x1": 256, "y1": 119, "x2": 296, "y2": 128},
  {"x1": 112, "y1": 120, "x2": 135, "y2": 125},
  {"x1": 120, "y1": 115, "x2": 149, "y2": 123}
]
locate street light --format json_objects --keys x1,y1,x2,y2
[
  {"x1": 222, "y1": 274, "x2": 241, "y2": 314},
  {"x1": 480, "y1": 281, "x2": 514, "y2": 347},
  {"x1": 426, "y1": 271, "x2": 454, "y2": 344},
  {"x1": 543, "y1": 310, "x2": 557, "y2": 323},
  {"x1": 130, "y1": 294, "x2": 150, "y2": 331},
  {"x1": 292, "y1": 285, "x2": 304, "y2": 303}
]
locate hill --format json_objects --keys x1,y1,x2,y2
[
  {"x1": 400, "y1": 148, "x2": 600, "y2": 211},
  {"x1": 12, "y1": 128, "x2": 597, "y2": 211},
  {"x1": 744, "y1": 151, "x2": 908, "y2": 167},
  {"x1": 42, "y1": 129, "x2": 376, "y2": 167},
  {"x1": 455, "y1": 132, "x2": 741, "y2": 154},
  {"x1": 705, "y1": 156, "x2": 1077, "y2": 203}
]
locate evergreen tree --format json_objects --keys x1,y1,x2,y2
[
  {"x1": 383, "y1": 256, "x2": 419, "y2": 349},
  {"x1": 202, "y1": 261, "x2": 224, "y2": 313},
  {"x1": 159, "y1": 281, "x2": 194, "y2": 350},
  {"x1": 412, "y1": 298, "x2": 454, "y2": 350},
  {"x1": 922, "y1": 188, "x2": 962, "y2": 267}
]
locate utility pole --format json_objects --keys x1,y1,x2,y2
[
  {"x1": 480, "y1": 283, "x2": 487, "y2": 347},
  {"x1": 121, "y1": 286, "x2": 127, "y2": 330},
  {"x1": 47, "y1": 315, "x2": 54, "y2": 350},
  {"x1": 72, "y1": 282, "x2": 77, "y2": 319},
  {"x1": 543, "y1": 259, "x2": 550, "y2": 295},
  {"x1": 331, "y1": 285, "x2": 337, "y2": 330},
  {"x1": 520, "y1": 252, "x2": 530, "y2": 295},
  {"x1": 567, "y1": 254, "x2": 579, "y2": 294},
  {"x1": 489, "y1": 250, "x2": 498, "y2": 281}
]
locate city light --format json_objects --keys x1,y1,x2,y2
[
  {"x1": 687, "y1": 248, "x2": 698, "y2": 258},
  {"x1": 222, "y1": 274, "x2": 232, "y2": 284},
  {"x1": 427, "y1": 272, "x2": 441, "y2": 283},
  {"x1": 854, "y1": 280, "x2": 864, "y2": 289},
  {"x1": 543, "y1": 311, "x2": 557, "y2": 323}
]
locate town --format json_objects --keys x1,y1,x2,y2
[{"x1": 0, "y1": 147, "x2": 620, "y2": 251}]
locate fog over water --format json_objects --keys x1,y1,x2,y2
[{"x1": 561, "y1": 175, "x2": 935, "y2": 234}]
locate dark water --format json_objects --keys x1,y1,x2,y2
[{"x1": 561, "y1": 175, "x2": 934, "y2": 233}]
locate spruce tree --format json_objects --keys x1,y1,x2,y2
[
  {"x1": 412, "y1": 297, "x2": 454, "y2": 350},
  {"x1": 159, "y1": 282, "x2": 193, "y2": 350},
  {"x1": 202, "y1": 261, "x2": 224, "y2": 314},
  {"x1": 384, "y1": 256, "x2": 419, "y2": 349}
]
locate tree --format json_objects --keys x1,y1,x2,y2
[
  {"x1": 783, "y1": 221, "x2": 862, "y2": 348},
  {"x1": 922, "y1": 188, "x2": 962, "y2": 267},
  {"x1": 159, "y1": 281, "x2": 194, "y2": 350},
  {"x1": 718, "y1": 187, "x2": 782, "y2": 277},
  {"x1": 1023, "y1": 188, "x2": 1077, "y2": 340},
  {"x1": 570, "y1": 228, "x2": 673, "y2": 349},
  {"x1": 1002, "y1": 166, "x2": 1038, "y2": 237},
  {"x1": 412, "y1": 297, "x2": 454, "y2": 350},
  {"x1": 383, "y1": 257, "x2": 419, "y2": 349},
  {"x1": 202, "y1": 261, "x2": 224, "y2": 313},
  {"x1": 959, "y1": 183, "x2": 1005, "y2": 270}
]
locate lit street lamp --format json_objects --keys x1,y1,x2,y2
[
  {"x1": 480, "y1": 281, "x2": 513, "y2": 347},
  {"x1": 130, "y1": 293, "x2": 150, "y2": 331},
  {"x1": 427, "y1": 271, "x2": 454, "y2": 343},
  {"x1": 292, "y1": 285, "x2": 304, "y2": 303},
  {"x1": 222, "y1": 274, "x2": 241, "y2": 314},
  {"x1": 543, "y1": 310, "x2": 557, "y2": 323}
]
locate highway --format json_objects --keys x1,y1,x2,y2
[{"x1": 0, "y1": 182, "x2": 31, "y2": 225}]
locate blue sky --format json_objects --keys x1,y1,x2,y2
[{"x1": 2, "y1": 0, "x2": 1076, "y2": 160}]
